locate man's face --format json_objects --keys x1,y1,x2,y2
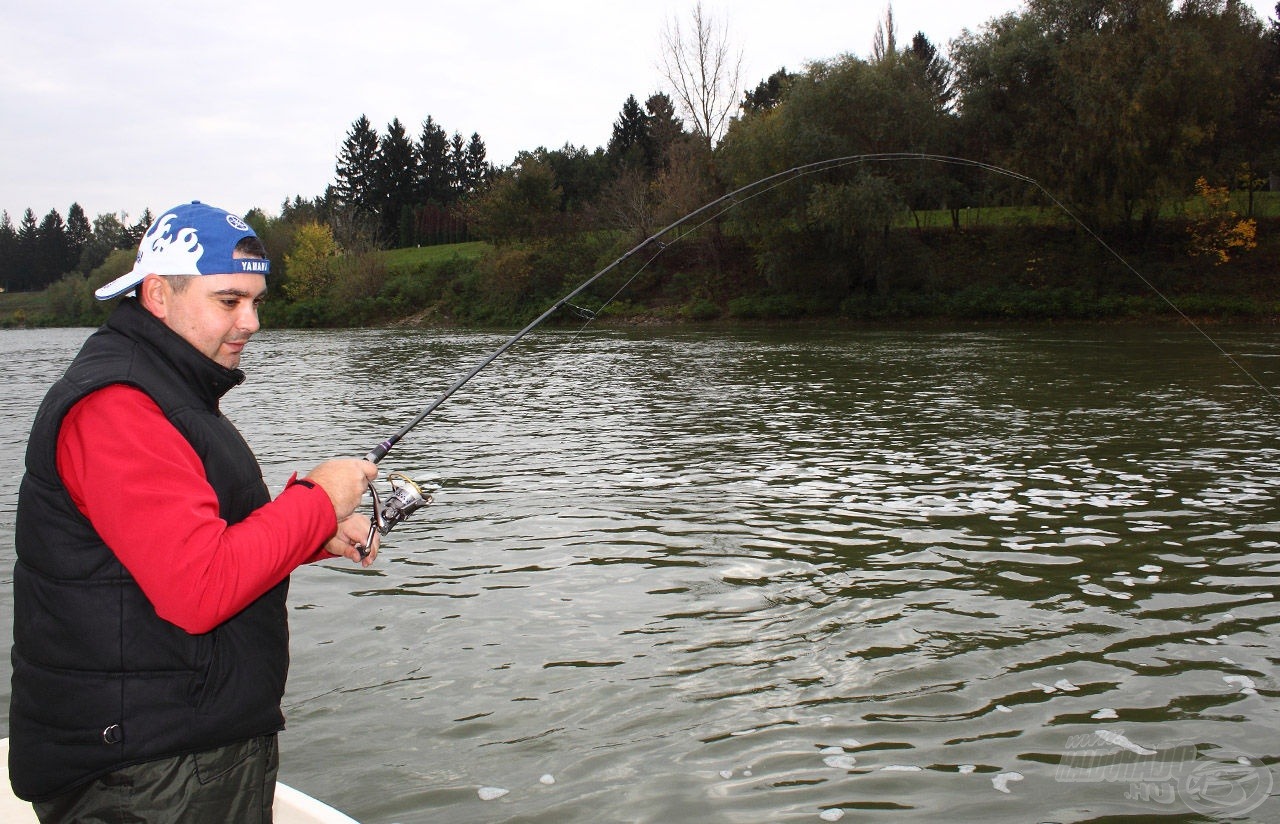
[{"x1": 148, "y1": 273, "x2": 267, "y2": 369}]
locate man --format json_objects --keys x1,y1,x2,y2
[{"x1": 9, "y1": 201, "x2": 379, "y2": 822}]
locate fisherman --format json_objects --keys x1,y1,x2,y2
[{"x1": 9, "y1": 201, "x2": 379, "y2": 822}]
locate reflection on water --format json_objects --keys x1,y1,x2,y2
[{"x1": 0, "y1": 324, "x2": 1277, "y2": 823}]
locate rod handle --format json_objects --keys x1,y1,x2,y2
[{"x1": 364, "y1": 440, "x2": 392, "y2": 465}]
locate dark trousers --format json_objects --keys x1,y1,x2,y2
[{"x1": 33, "y1": 735, "x2": 278, "y2": 824}]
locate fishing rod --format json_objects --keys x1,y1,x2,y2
[
  {"x1": 356, "y1": 152, "x2": 1274, "y2": 552},
  {"x1": 356, "y1": 151, "x2": 901, "y2": 550}
]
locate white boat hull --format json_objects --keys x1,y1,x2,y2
[{"x1": 0, "y1": 738, "x2": 358, "y2": 823}]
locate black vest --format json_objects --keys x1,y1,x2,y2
[{"x1": 9, "y1": 299, "x2": 290, "y2": 802}]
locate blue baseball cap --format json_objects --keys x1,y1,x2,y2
[{"x1": 95, "y1": 201, "x2": 271, "y2": 300}]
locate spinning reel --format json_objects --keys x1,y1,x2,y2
[{"x1": 359, "y1": 472, "x2": 436, "y2": 558}]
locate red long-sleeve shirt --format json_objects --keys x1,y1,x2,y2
[{"x1": 55, "y1": 384, "x2": 337, "y2": 634}]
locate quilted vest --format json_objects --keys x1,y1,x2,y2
[{"x1": 9, "y1": 299, "x2": 288, "y2": 801}]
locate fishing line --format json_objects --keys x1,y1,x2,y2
[
  {"x1": 567, "y1": 152, "x2": 1237, "y2": 354},
  {"x1": 358, "y1": 153, "x2": 1275, "y2": 549}
]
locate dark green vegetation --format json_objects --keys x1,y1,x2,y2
[{"x1": 4, "y1": 0, "x2": 1279, "y2": 329}]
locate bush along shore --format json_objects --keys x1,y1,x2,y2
[{"x1": 2, "y1": 216, "x2": 1276, "y2": 331}]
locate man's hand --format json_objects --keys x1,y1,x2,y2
[
  {"x1": 325, "y1": 513, "x2": 379, "y2": 567},
  {"x1": 305, "y1": 459, "x2": 377, "y2": 520}
]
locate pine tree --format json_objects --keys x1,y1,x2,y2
[
  {"x1": 66, "y1": 203, "x2": 92, "y2": 271},
  {"x1": 449, "y1": 132, "x2": 468, "y2": 197},
  {"x1": 464, "y1": 133, "x2": 490, "y2": 193},
  {"x1": 607, "y1": 95, "x2": 648, "y2": 169},
  {"x1": 418, "y1": 116, "x2": 452, "y2": 204},
  {"x1": 910, "y1": 33, "x2": 954, "y2": 112},
  {"x1": 16, "y1": 209, "x2": 38, "y2": 291},
  {"x1": 127, "y1": 209, "x2": 153, "y2": 246},
  {"x1": 0, "y1": 211, "x2": 18, "y2": 292},
  {"x1": 378, "y1": 117, "x2": 420, "y2": 245},
  {"x1": 34, "y1": 209, "x2": 70, "y2": 290},
  {"x1": 644, "y1": 93, "x2": 685, "y2": 170},
  {"x1": 334, "y1": 115, "x2": 382, "y2": 216}
]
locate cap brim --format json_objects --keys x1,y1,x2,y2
[{"x1": 94, "y1": 269, "x2": 146, "y2": 301}]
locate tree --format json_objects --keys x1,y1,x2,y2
[
  {"x1": 742, "y1": 68, "x2": 793, "y2": 113},
  {"x1": 540, "y1": 143, "x2": 611, "y2": 213},
  {"x1": 871, "y1": 4, "x2": 899, "y2": 63},
  {"x1": 465, "y1": 152, "x2": 563, "y2": 243},
  {"x1": 950, "y1": 0, "x2": 1266, "y2": 227},
  {"x1": 78, "y1": 212, "x2": 130, "y2": 274},
  {"x1": 659, "y1": 1, "x2": 743, "y2": 149},
  {"x1": 377, "y1": 117, "x2": 420, "y2": 246},
  {"x1": 1185, "y1": 176, "x2": 1257, "y2": 264},
  {"x1": 644, "y1": 93, "x2": 686, "y2": 171},
  {"x1": 718, "y1": 44, "x2": 956, "y2": 296},
  {"x1": 651, "y1": 136, "x2": 716, "y2": 230},
  {"x1": 607, "y1": 94, "x2": 649, "y2": 169},
  {"x1": 333, "y1": 115, "x2": 381, "y2": 218},
  {"x1": 66, "y1": 203, "x2": 92, "y2": 271},
  {"x1": 35, "y1": 209, "x2": 71, "y2": 289},
  {"x1": 16, "y1": 209, "x2": 38, "y2": 291},
  {"x1": 1261, "y1": 2, "x2": 1280, "y2": 181},
  {"x1": 909, "y1": 33, "x2": 955, "y2": 112},
  {"x1": 0, "y1": 212, "x2": 18, "y2": 292},
  {"x1": 418, "y1": 116, "x2": 452, "y2": 204},
  {"x1": 126, "y1": 209, "x2": 153, "y2": 246},
  {"x1": 464, "y1": 133, "x2": 490, "y2": 193},
  {"x1": 282, "y1": 222, "x2": 338, "y2": 300},
  {"x1": 449, "y1": 132, "x2": 468, "y2": 197}
]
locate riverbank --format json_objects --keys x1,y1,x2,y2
[{"x1": 2, "y1": 218, "x2": 1276, "y2": 329}]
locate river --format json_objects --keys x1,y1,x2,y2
[{"x1": 0, "y1": 323, "x2": 1277, "y2": 823}]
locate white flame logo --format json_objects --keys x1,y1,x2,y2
[{"x1": 141, "y1": 212, "x2": 204, "y2": 269}]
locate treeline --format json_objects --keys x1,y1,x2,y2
[
  {"x1": 7, "y1": 0, "x2": 1280, "y2": 327},
  {"x1": 0, "y1": 207, "x2": 153, "y2": 294},
  {"x1": 326, "y1": 115, "x2": 491, "y2": 249},
  {"x1": 436, "y1": 0, "x2": 1279, "y2": 323}
]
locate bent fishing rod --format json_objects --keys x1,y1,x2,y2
[{"x1": 354, "y1": 152, "x2": 1275, "y2": 552}]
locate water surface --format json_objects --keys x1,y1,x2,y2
[{"x1": 0, "y1": 323, "x2": 1277, "y2": 823}]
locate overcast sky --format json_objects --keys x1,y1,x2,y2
[{"x1": 4, "y1": 1, "x2": 1275, "y2": 223}]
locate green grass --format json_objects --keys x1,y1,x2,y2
[
  {"x1": 0, "y1": 289, "x2": 49, "y2": 324},
  {"x1": 382, "y1": 241, "x2": 488, "y2": 272},
  {"x1": 900, "y1": 190, "x2": 1280, "y2": 230}
]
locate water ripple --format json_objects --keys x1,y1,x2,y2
[{"x1": 2, "y1": 325, "x2": 1278, "y2": 822}]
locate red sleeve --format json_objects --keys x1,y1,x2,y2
[{"x1": 57, "y1": 384, "x2": 338, "y2": 634}]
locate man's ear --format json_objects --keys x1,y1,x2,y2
[{"x1": 138, "y1": 274, "x2": 168, "y2": 318}]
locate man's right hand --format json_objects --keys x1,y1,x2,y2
[{"x1": 304, "y1": 459, "x2": 378, "y2": 520}]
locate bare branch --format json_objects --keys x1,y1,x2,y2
[{"x1": 658, "y1": 1, "x2": 743, "y2": 149}]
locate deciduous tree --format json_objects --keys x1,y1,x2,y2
[
  {"x1": 465, "y1": 152, "x2": 563, "y2": 243},
  {"x1": 659, "y1": 1, "x2": 742, "y2": 149},
  {"x1": 283, "y1": 222, "x2": 338, "y2": 300},
  {"x1": 78, "y1": 213, "x2": 130, "y2": 274},
  {"x1": 742, "y1": 68, "x2": 793, "y2": 113}
]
